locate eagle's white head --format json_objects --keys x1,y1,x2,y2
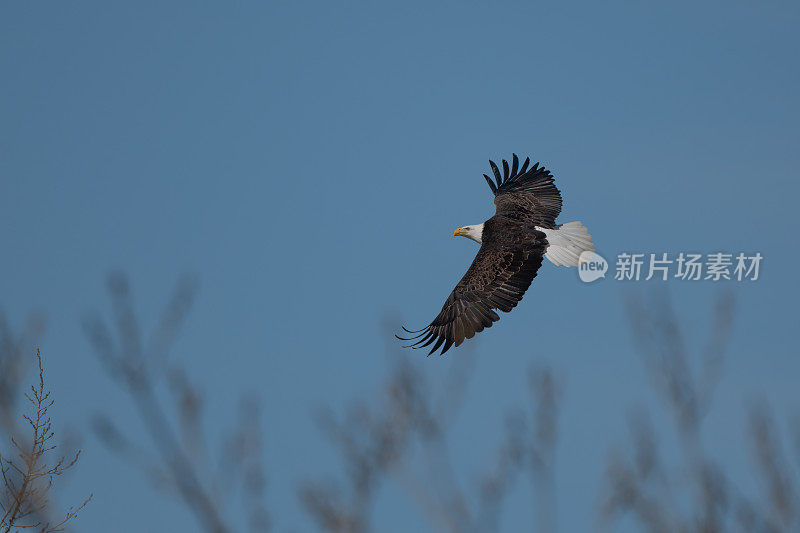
[{"x1": 453, "y1": 223, "x2": 484, "y2": 244}]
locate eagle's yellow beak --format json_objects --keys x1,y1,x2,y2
[{"x1": 454, "y1": 228, "x2": 467, "y2": 237}]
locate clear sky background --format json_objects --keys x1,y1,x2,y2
[{"x1": 2, "y1": 1, "x2": 799, "y2": 531}]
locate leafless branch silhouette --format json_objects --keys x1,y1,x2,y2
[
  {"x1": 0, "y1": 311, "x2": 45, "y2": 437},
  {"x1": 0, "y1": 349, "x2": 91, "y2": 532},
  {"x1": 4, "y1": 278, "x2": 798, "y2": 533},
  {"x1": 603, "y1": 291, "x2": 800, "y2": 533},
  {"x1": 83, "y1": 272, "x2": 269, "y2": 533},
  {"x1": 300, "y1": 320, "x2": 562, "y2": 533}
]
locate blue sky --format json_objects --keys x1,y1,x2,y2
[{"x1": 2, "y1": 1, "x2": 799, "y2": 531}]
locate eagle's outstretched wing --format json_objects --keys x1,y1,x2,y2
[
  {"x1": 484, "y1": 154, "x2": 562, "y2": 228},
  {"x1": 398, "y1": 225, "x2": 546, "y2": 355}
]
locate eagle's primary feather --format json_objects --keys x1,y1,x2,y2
[
  {"x1": 489, "y1": 153, "x2": 563, "y2": 229},
  {"x1": 398, "y1": 154, "x2": 573, "y2": 355}
]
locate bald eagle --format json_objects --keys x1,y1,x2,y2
[{"x1": 398, "y1": 154, "x2": 594, "y2": 355}]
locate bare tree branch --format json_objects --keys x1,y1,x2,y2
[
  {"x1": 84, "y1": 272, "x2": 269, "y2": 533},
  {"x1": 0, "y1": 349, "x2": 90, "y2": 533}
]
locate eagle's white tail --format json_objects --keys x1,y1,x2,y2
[{"x1": 537, "y1": 221, "x2": 594, "y2": 267}]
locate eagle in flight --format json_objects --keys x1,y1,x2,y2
[{"x1": 398, "y1": 154, "x2": 594, "y2": 355}]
